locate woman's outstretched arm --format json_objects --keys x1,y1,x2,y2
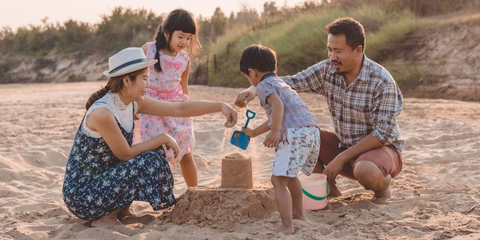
[{"x1": 137, "y1": 96, "x2": 237, "y2": 127}]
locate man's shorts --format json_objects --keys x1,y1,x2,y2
[
  {"x1": 318, "y1": 129, "x2": 403, "y2": 178},
  {"x1": 271, "y1": 127, "x2": 320, "y2": 177}
]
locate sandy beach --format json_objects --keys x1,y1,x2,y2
[{"x1": 0, "y1": 81, "x2": 479, "y2": 239}]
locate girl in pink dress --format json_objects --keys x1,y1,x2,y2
[{"x1": 134, "y1": 9, "x2": 202, "y2": 187}]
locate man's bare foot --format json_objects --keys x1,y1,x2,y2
[
  {"x1": 374, "y1": 185, "x2": 391, "y2": 199},
  {"x1": 374, "y1": 175, "x2": 392, "y2": 199},
  {"x1": 91, "y1": 215, "x2": 122, "y2": 227},
  {"x1": 328, "y1": 184, "x2": 342, "y2": 198},
  {"x1": 272, "y1": 224, "x2": 295, "y2": 234},
  {"x1": 292, "y1": 213, "x2": 306, "y2": 221}
]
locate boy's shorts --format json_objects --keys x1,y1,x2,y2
[{"x1": 271, "y1": 126, "x2": 320, "y2": 177}]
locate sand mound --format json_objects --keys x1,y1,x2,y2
[{"x1": 168, "y1": 186, "x2": 277, "y2": 228}]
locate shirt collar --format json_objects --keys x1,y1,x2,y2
[
  {"x1": 356, "y1": 55, "x2": 372, "y2": 82},
  {"x1": 260, "y1": 72, "x2": 277, "y2": 81}
]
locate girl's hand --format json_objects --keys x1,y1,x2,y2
[
  {"x1": 241, "y1": 127, "x2": 256, "y2": 138},
  {"x1": 158, "y1": 134, "x2": 179, "y2": 159},
  {"x1": 221, "y1": 103, "x2": 237, "y2": 128},
  {"x1": 263, "y1": 131, "x2": 280, "y2": 148}
]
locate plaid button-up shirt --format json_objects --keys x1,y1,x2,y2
[{"x1": 281, "y1": 56, "x2": 406, "y2": 151}]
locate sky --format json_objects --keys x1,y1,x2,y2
[{"x1": 0, "y1": 0, "x2": 310, "y2": 30}]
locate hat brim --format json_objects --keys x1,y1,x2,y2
[{"x1": 103, "y1": 59, "x2": 158, "y2": 78}]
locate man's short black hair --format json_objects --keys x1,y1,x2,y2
[
  {"x1": 239, "y1": 44, "x2": 277, "y2": 74},
  {"x1": 325, "y1": 17, "x2": 365, "y2": 52}
]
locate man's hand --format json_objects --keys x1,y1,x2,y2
[
  {"x1": 323, "y1": 153, "x2": 348, "y2": 185},
  {"x1": 263, "y1": 131, "x2": 280, "y2": 148},
  {"x1": 234, "y1": 86, "x2": 256, "y2": 108}
]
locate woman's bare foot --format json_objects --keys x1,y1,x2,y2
[
  {"x1": 272, "y1": 224, "x2": 295, "y2": 234},
  {"x1": 117, "y1": 206, "x2": 135, "y2": 219},
  {"x1": 92, "y1": 214, "x2": 122, "y2": 227}
]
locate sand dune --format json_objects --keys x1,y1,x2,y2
[{"x1": 0, "y1": 82, "x2": 479, "y2": 239}]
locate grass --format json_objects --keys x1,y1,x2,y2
[{"x1": 200, "y1": 4, "x2": 420, "y2": 87}]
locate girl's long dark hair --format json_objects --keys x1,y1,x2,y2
[
  {"x1": 85, "y1": 68, "x2": 147, "y2": 110},
  {"x1": 153, "y1": 9, "x2": 201, "y2": 72}
]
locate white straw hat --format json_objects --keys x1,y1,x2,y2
[{"x1": 103, "y1": 47, "x2": 157, "y2": 78}]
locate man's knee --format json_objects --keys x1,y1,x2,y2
[{"x1": 353, "y1": 161, "x2": 384, "y2": 189}]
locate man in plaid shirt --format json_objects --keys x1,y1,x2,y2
[{"x1": 235, "y1": 17, "x2": 405, "y2": 198}]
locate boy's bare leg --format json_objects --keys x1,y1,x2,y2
[
  {"x1": 353, "y1": 161, "x2": 391, "y2": 198},
  {"x1": 271, "y1": 176, "x2": 295, "y2": 235},
  {"x1": 92, "y1": 208, "x2": 122, "y2": 227},
  {"x1": 180, "y1": 153, "x2": 198, "y2": 187},
  {"x1": 287, "y1": 177, "x2": 306, "y2": 221}
]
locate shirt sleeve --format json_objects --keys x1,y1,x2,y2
[
  {"x1": 256, "y1": 81, "x2": 278, "y2": 106},
  {"x1": 279, "y1": 60, "x2": 326, "y2": 94},
  {"x1": 369, "y1": 84, "x2": 403, "y2": 145}
]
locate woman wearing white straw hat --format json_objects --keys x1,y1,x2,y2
[{"x1": 62, "y1": 47, "x2": 237, "y2": 227}]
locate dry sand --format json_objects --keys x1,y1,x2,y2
[{"x1": 0, "y1": 82, "x2": 479, "y2": 239}]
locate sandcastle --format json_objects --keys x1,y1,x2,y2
[
  {"x1": 169, "y1": 153, "x2": 277, "y2": 227},
  {"x1": 221, "y1": 152, "x2": 253, "y2": 189}
]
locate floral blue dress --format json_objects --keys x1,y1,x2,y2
[{"x1": 62, "y1": 98, "x2": 175, "y2": 221}]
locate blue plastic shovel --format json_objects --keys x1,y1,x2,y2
[{"x1": 230, "y1": 109, "x2": 256, "y2": 150}]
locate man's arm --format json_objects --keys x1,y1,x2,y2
[
  {"x1": 280, "y1": 61, "x2": 326, "y2": 93},
  {"x1": 235, "y1": 61, "x2": 327, "y2": 108},
  {"x1": 369, "y1": 85, "x2": 403, "y2": 146}
]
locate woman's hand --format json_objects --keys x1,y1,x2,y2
[
  {"x1": 156, "y1": 134, "x2": 179, "y2": 159},
  {"x1": 263, "y1": 130, "x2": 280, "y2": 148},
  {"x1": 221, "y1": 103, "x2": 237, "y2": 128},
  {"x1": 234, "y1": 86, "x2": 256, "y2": 108}
]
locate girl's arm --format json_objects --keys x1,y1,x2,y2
[
  {"x1": 180, "y1": 59, "x2": 191, "y2": 95},
  {"x1": 86, "y1": 107, "x2": 179, "y2": 161},
  {"x1": 137, "y1": 96, "x2": 237, "y2": 127}
]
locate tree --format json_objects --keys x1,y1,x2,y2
[
  {"x1": 211, "y1": 7, "x2": 227, "y2": 36},
  {"x1": 262, "y1": 1, "x2": 279, "y2": 19}
]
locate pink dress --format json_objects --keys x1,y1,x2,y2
[{"x1": 134, "y1": 42, "x2": 194, "y2": 165}]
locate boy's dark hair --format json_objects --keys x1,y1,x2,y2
[
  {"x1": 325, "y1": 17, "x2": 365, "y2": 52},
  {"x1": 239, "y1": 44, "x2": 277, "y2": 75}
]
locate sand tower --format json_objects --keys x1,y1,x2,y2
[
  {"x1": 221, "y1": 153, "x2": 253, "y2": 189},
  {"x1": 221, "y1": 152, "x2": 253, "y2": 189}
]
